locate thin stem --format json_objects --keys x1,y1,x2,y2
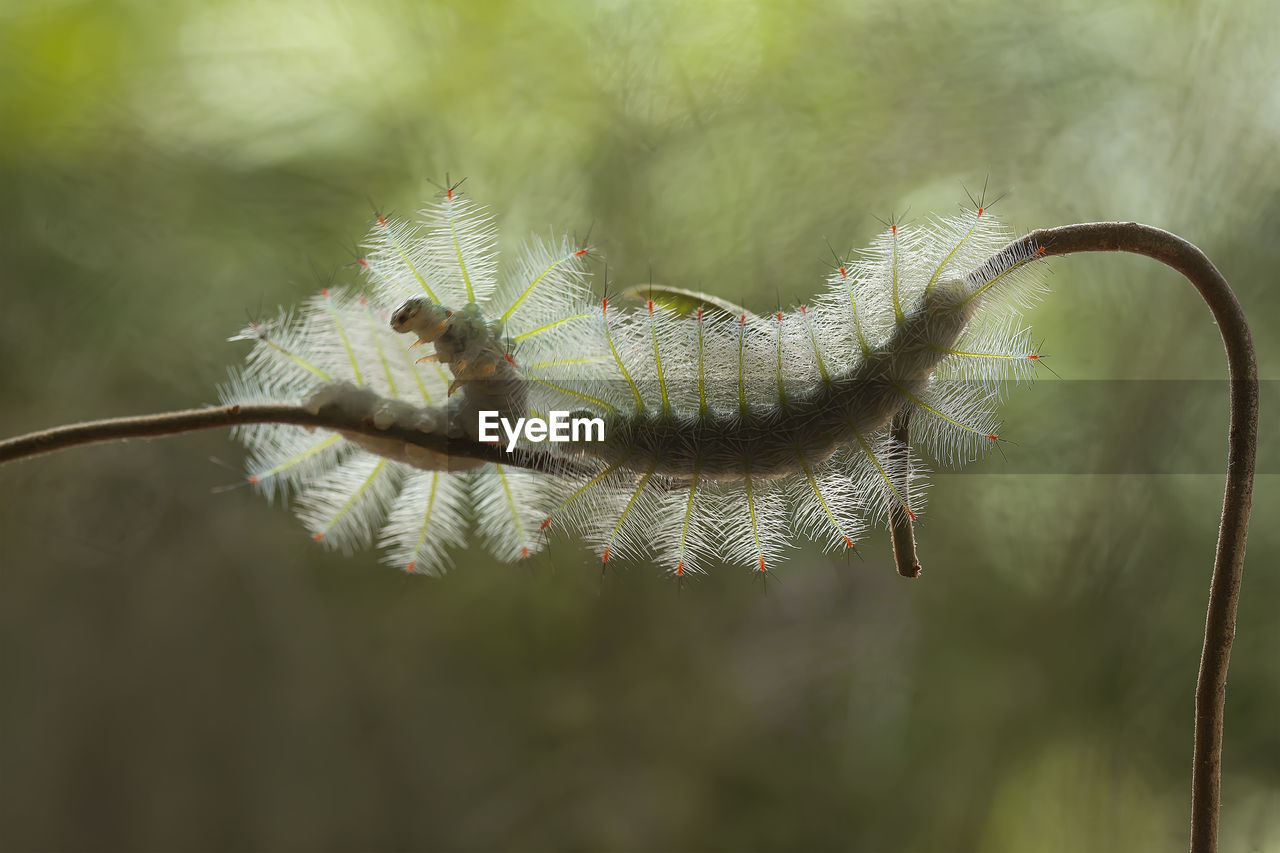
[
  {"x1": 983, "y1": 222, "x2": 1257, "y2": 853},
  {"x1": 0, "y1": 403, "x2": 593, "y2": 478},
  {"x1": 888, "y1": 408, "x2": 922, "y2": 578}
]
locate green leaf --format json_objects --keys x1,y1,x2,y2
[{"x1": 616, "y1": 284, "x2": 770, "y2": 330}]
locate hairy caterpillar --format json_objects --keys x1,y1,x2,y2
[{"x1": 223, "y1": 184, "x2": 1047, "y2": 577}]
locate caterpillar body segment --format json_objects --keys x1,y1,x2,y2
[{"x1": 224, "y1": 189, "x2": 1048, "y2": 576}]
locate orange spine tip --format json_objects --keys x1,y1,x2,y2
[
  {"x1": 602, "y1": 547, "x2": 611, "y2": 563},
  {"x1": 356, "y1": 258, "x2": 368, "y2": 268},
  {"x1": 504, "y1": 353, "x2": 517, "y2": 366},
  {"x1": 843, "y1": 536, "x2": 855, "y2": 548},
  {"x1": 540, "y1": 517, "x2": 552, "y2": 531},
  {"x1": 520, "y1": 546, "x2": 529, "y2": 559},
  {"x1": 647, "y1": 299, "x2": 654, "y2": 315},
  {"x1": 574, "y1": 248, "x2": 588, "y2": 256},
  {"x1": 758, "y1": 556, "x2": 767, "y2": 572},
  {"x1": 247, "y1": 475, "x2": 258, "y2": 484},
  {"x1": 321, "y1": 288, "x2": 329, "y2": 297},
  {"x1": 675, "y1": 562, "x2": 685, "y2": 576},
  {"x1": 312, "y1": 532, "x2": 324, "y2": 541},
  {"x1": 985, "y1": 434, "x2": 998, "y2": 442},
  {"x1": 406, "y1": 561, "x2": 416, "y2": 573}
]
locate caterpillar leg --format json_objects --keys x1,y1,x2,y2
[{"x1": 447, "y1": 360, "x2": 497, "y2": 396}]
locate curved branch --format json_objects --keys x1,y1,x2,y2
[
  {"x1": 0, "y1": 403, "x2": 594, "y2": 478},
  {"x1": 988, "y1": 222, "x2": 1257, "y2": 853}
]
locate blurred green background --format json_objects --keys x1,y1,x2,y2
[{"x1": 1, "y1": 0, "x2": 1277, "y2": 850}]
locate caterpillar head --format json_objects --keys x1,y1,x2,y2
[{"x1": 390, "y1": 296, "x2": 451, "y2": 343}]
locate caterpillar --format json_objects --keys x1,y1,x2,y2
[{"x1": 222, "y1": 183, "x2": 1048, "y2": 577}]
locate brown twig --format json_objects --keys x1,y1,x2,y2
[
  {"x1": 985, "y1": 222, "x2": 1257, "y2": 853},
  {"x1": 888, "y1": 408, "x2": 921, "y2": 578},
  {"x1": 0, "y1": 403, "x2": 593, "y2": 478}
]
